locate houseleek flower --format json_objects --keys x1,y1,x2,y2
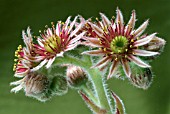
[{"x1": 82, "y1": 8, "x2": 162, "y2": 79}]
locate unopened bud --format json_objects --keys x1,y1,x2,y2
[
  {"x1": 130, "y1": 67, "x2": 153, "y2": 90},
  {"x1": 24, "y1": 72, "x2": 50, "y2": 101},
  {"x1": 50, "y1": 75, "x2": 68, "y2": 96},
  {"x1": 66, "y1": 65, "x2": 88, "y2": 88},
  {"x1": 145, "y1": 36, "x2": 166, "y2": 52}
]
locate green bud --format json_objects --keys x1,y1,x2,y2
[
  {"x1": 145, "y1": 36, "x2": 166, "y2": 52},
  {"x1": 24, "y1": 72, "x2": 51, "y2": 102},
  {"x1": 66, "y1": 65, "x2": 88, "y2": 89},
  {"x1": 129, "y1": 63, "x2": 153, "y2": 90},
  {"x1": 50, "y1": 75, "x2": 68, "y2": 96}
]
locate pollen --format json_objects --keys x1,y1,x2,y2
[
  {"x1": 96, "y1": 17, "x2": 99, "y2": 21},
  {"x1": 131, "y1": 39, "x2": 134, "y2": 42},
  {"x1": 124, "y1": 55, "x2": 127, "y2": 58}
]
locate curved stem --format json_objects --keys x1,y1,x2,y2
[
  {"x1": 54, "y1": 54, "x2": 112, "y2": 113},
  {"x1": 80, "y1": 84, "x2": 98, "y2": 104}
]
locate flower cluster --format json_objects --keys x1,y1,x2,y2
[
  {"x1": 11, "y1": 16, "x2": 85, "y2": 93},
  {"x1": 82, "y1": 8, "x2": 165, "y2": 79},
  {"x1": 11, "y1": 8, "x2": 165, "y2": 95}
]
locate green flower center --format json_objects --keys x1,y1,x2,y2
[
  {"x1": 44, "y1": 35, "x2": 61, "y2": 53},
  {"x1": 110, "y1": 36, "x2": 128, "y2": 54}
]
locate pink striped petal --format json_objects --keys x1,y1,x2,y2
[
  {"x1": 133, "y1": 20, "x2": 149, "y2": 37},
  {"x1": 47, "y1": 28, "x2": 53, "y2": 36},
  {"x1": 56, "y1": 23, "x2": 61, "y2": 36},
  {"x1": 98, "y1": 57, "x2": 111, "y2": 71},
  {"x1": 107, "y1": 61, "x2": 119, "y2": 79},
  {"x1": 78, "y1": 15, "x2": 86, "y2": 24},
  {"x1": 10, "y1": 79, "x2": 24, "y2": 86},
  {"x1": 92, "y1": 56, "x2": 110, "y2": 68},
  {"x1": 88, "y1": 22, "x2": 104, "y2": 37},
  {"x1": 133, "y1": 49, "x2": 159, "y2": 56},
  {"x1": 65, "y1": 41, "x2": 79, "y2": 51},
  {"x1": 125, "y1": 10, "x2": 136, "y2": 36},
  {"x1": 81, "y1": 50, "x2": 106, "y2": 56},
  {"x1": 37, "y1": 37, "x2": 44, "y2": 47},
  {"x1": 100, "y1": 13, "x2": 111, "y2": 27},
  {"x1": 64, "y1": 16, "x2": 71, "y2": 30},
  {"x1": 121, "y1": 59, "x2": 131, "y2": 78},
  {"x1": 11, "y1": 85, "x2": 23, "y2": 93},
  {"x1": 46, "y1": 57, "x2": 55, "y2": 68},
  {"x1": 83, "y1": 37, "x2": 103, "y2": 47},
  {"x1": 127, "y1": 55, "x2": 150, "y2": 68},
  {"x1": 31, "y1": 59, "x2": 48, "y2": 72},
  {"x1": 68, "y1": 16, "x2": 78, "y2": 33},
  {"x1": 116, "y1": 7, "x2": 124, "y2": 27},
  {"x1": 69, "y1": 31, "x2": 86, "y2": 44},
  {"x1": 134, "y1": 33, "x2": 156, "y2": 47},
  {"x1": 70, "y1": 23, "x2": 83, "y2": 37}
]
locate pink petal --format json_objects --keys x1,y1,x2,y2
[
  {"x1": 69, "y1": 31, "x2": 86, "y2": 44},
  {"x1": 125, "y1": 10, "x2": 136, "y2": 36},
  {"x1": 83, "y1": 37, "x2": 103, "y2": 47},
  {"x1": 133, "y1": 19, "x2": 149, "y2": 37},
  {"x1": 78, "y1": 15, "x2": 86, "y2": 24},
  {"x1": 10, "y1": 79, "x2": 24, "y2": 86},
  {"x1": 134, "y1": 33, "x2": 156, "y2": 47},
  {"x1": 11, "y1": 85, "x2": 23, "y2": 93},
  {"x1": 65, "y1": 41, "x2": 79, "y2": 51},
  {"x1": 88, "y1": 22, "x2": 104, "y2": 37},
  {"x1": 133, "y1": 49, "x2": 159, "y2": 56},
  {"x1": 127, "y1": 55, "x2": 150, "y2": 68},
  {"x1": 107, "y1": 60, "x2": 119, "y2": 79},
  {"x1": 68, "y1": 16, "x2": 78, "y2": 34},
  {"x1": 64, "y1": 16, "x2": 71, "y2": 30},
  {"x1": 121, "y1": 59, "x2": 131, "y2": 78},
  {"x1": 47, "y1": 28, "x2": 53, "y2": 36},
  {"x1": 91, "y1": 56, "x2": 110, "y2": 68},
  {"x1": 70, "y1": 23, "x2": 83, "y2": 37},
  {"x1": 116, "y1": 7, "x2": 124, "y2": 27},
  {"x1": 100, "y1": 13, "x2": 111, "y2": 27},
  {"x1": 56, "y1": 23, "x2": 61, "y2": 36},
  {"x1": 37, "y1": 37, "x2": 44, "y2": 47},
  {"x1": 31, "y1": 59, "x2": 48, "y2": 72},
  {"x1": 46, "y1": 57, "x2": 55, "y2": 68},
  {"x1": 81, "y1": 50, "x2": 106, "y2": 56}
]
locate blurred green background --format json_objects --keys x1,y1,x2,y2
[{"x1": 0, "y1": 0, "x2": 170, "y2": 114}]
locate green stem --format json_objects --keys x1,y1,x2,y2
[
  {"x1": 86, "y1": 68, "x2": 112, "y2": 114},
  {"x1": 54, "y1": 54, "x2": 112, "y2": 113},
  {"x1": 80, "y1": 84, "x2": 98, "y2": 104}
]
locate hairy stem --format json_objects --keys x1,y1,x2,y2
[{"x1": 54, "y1": 54, "x2": 112, "y2": 113}]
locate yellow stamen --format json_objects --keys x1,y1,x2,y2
[
  {"x1": 96, "y1": 17, "x2": 98, "y2": 21},
  {"x1": 125, "y1": 55, "x2": 127, "y2": 58}
]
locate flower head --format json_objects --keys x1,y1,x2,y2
[
  {"x1": 82, "y1": 8, "x2": 163, "y2": 79},
  {"x1": 33, "y1": 16, "x2": 85, "y2": 70},
  {"x1": 13, "y1": 27, "x2": 39, "y2": 77}
]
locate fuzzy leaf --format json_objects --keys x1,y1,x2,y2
[
  {"x1": 79, "y1": 91, "x2": 107, "y2": 114},
  {"x1": 111, "y1": 91, "x2": 126, "y2": 114}
]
